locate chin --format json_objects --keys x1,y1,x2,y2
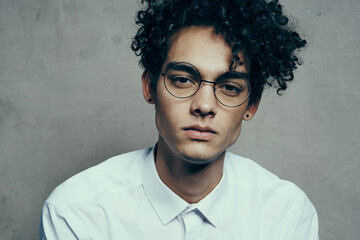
[
  {"x1": 177, "y1": 146, "x2": 226, "y2": 165},
  {"x1": 182, "y1": 156, "x2": 214, "y2": 165}
]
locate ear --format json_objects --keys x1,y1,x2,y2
[
  {"x1": 141, "y1": 70, "x2": 155, "y2": 104},
  {"x1": 243, "y1": 98, "x2": 261, "y2": 121}
]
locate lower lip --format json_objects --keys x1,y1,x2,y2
[{"x1": 184, "y1": 129, "x2": 216, "y2": 141}]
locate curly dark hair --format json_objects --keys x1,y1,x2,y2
[{"x1": 131, "y1": 0, "x2": 306, "y2": 105}]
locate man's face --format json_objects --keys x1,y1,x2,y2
[{"x1": 144, "y1": 26, "x2": 258, "y2": 164}]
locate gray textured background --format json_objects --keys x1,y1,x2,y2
[{"x1": 0, "y1": 0, "x2": 359, "y2": 239}]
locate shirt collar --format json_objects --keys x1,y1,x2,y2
[
  {"x1": 142, "y1": 146, "x2": 189, "y2": 225},
  {"x1": 195, "y1": 158, "x2": 228, "y2": 227},
  {"x1": 142, "y1": 146, "x2": 229, "y2": 227}
]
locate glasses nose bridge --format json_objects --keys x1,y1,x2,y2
[
  {"x1": 199, "y1": 79, "x2": 216, "y2": 90},
  {"x1": 192, "y1": 79, "x2": 218, "y2": 111}
]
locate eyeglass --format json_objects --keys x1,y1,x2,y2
[{"x1": 161, "y1": 62, "x2": 251, "y2": 108}]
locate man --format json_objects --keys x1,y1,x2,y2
[{"x1": 40, "y1": 0, "x2": 319, "y2": 239}]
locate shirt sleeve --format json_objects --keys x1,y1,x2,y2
[
  {"x1": 280, "y1": 195, "x2": 319, "y2": 240},
  {"x1": 39, "y1": 203, "x2": 80, "y2": 240}
]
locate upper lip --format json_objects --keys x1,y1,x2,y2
[{"x1": 183, "y1": 125, "x2": 217, "y2": 134}]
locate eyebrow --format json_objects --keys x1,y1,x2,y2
[
  {"x1": 165, "y1": 62, "x2": 199, "y2": 76},
  {"x1": 220, "y1": 71, "x2": 249, "y2": 80}
]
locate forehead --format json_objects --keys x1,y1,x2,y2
[{"x1": 164, "y1": 26, "x2": 248, "y2": 75}]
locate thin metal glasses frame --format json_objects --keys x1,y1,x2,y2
[{"x1": 160, "y1": 62, "x2": 251, "y2": 108}]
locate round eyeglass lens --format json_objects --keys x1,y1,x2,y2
[
  {"x1": 214, "y1": 75, "x2": 251, "y2": 107},
  {"x1": 163, "y1": 62, "x2": 200, "y2": 99}
]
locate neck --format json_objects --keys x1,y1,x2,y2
[{"x1": 155, "y1": 137, "x2": 225, "y2": 204}]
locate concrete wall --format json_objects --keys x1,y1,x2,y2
[{"x1": 0, "y1": 0, "x2": 359, "y2": 239}]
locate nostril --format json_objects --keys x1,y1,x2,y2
[
  {"x1": 193, "y1": 108, "x2": 215, "y2": 117},
  {"x1": 208, "y1": 110, "x2": 215, "y2": 117}
]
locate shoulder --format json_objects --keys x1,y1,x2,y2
[
  {"x1": 225, "y1": 152, "x2": 307, "y2": 200},
  {"x1": 225, "y1": 152, "x2": 319, "y2": 238},
  {"x1": 225, "y1": 152, "x2": 318, "y2": 238},
  {"x1": 45, "y1": 147, "x2": 152, "y2": 209}
]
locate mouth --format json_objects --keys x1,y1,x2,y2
[{"x1": 183, "y1": 125, "x2": 217, "y2": 141}]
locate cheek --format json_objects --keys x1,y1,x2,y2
[
  {"x1": 154, "y1": 101, "x2": 168, "y2": 135},
  {"x1": 233, "y1": 121, "x2": 243, "y2": 139},
  {"x1": 222, "y1": 110, "x2": 246, "y2": 141},
  {"x1": 154, "y1": 84, "x2": 169, "y2": 131},
  {"x1": 154, "y1": 97, "x2": 181, "y2": 137},
  {"x1": 229, "y1": 119, "x2": 243, "y2": 140},
  {"x1": 154, "y1": 80, "x2": 189, "y2": 130}
]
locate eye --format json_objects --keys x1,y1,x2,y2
[
  {"x1": 222, "y1": 84, "x2": 239, "y2": 92},
  {"x1": 169, "y1": 76, "x2": 196, "y2": 88},
  {"x1": 217, "y1": 82, "x2": 242, "y2": 96},
  {"x1": 175, "y1": 77, "x2": 191, "y2": 84}
]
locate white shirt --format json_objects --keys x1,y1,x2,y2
[{"x1": 40, "y1": 147, "x2": 319, "y2": 239}]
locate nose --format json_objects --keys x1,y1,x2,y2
[{"x1": 190, "y1": 81, "x2": 217, "y2": 118}]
